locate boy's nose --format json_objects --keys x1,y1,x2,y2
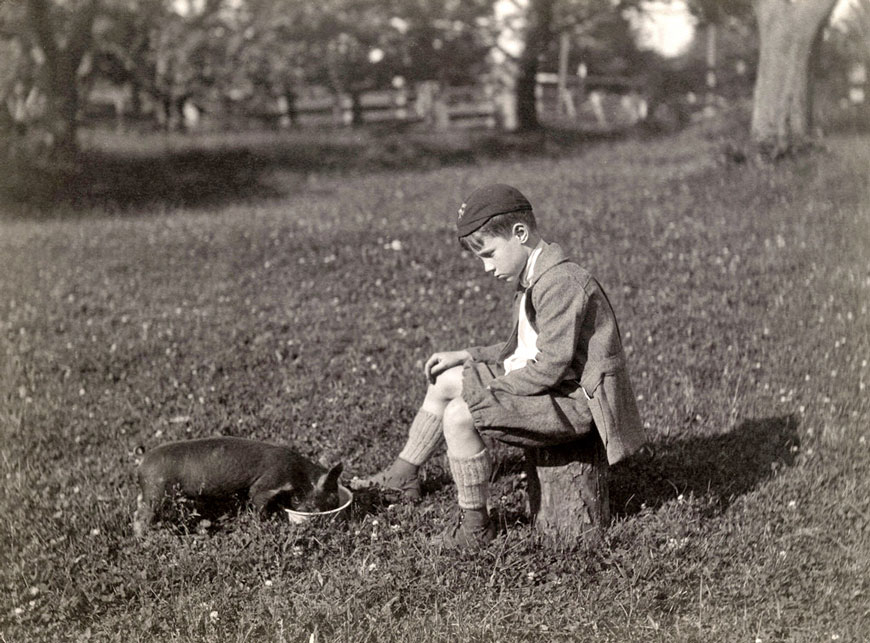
[{"x1": 483, "y1": 259, "x2": 494, "y2": 273}]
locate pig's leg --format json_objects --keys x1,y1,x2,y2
[{"x1": 133, "y1": 490, "x2": 159, "y2": 537}]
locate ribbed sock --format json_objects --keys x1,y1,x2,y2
[
  {"x1": 447, "y1": 449, "x2": 492, "y2": 510},
  {"x1": 397, "y1": 409, "x2": 444, "y2": 466}
]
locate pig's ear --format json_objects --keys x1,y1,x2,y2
[{"x1": 316, "y1": 462, "x2": 343, "y2": 489}]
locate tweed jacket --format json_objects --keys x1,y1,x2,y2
[{"x1": 466, "y1": 242, "x2": 646, "y2": 464}]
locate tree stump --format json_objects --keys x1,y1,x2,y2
[{"x1": 524, "y1": 434, "x2": 610, "y2": 545}]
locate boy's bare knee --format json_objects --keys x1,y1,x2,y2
[{"x1": 428, "y1": 366, "x2": 464, "y2": 401}]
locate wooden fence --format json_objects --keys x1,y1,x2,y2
[
  {"x1": 83, "y1": 74, "x2": 650, "y2": 131},
  {"x1": 285, "y1": 83, "x2": 496, "y2": 129},
  {"x1": 273, "y1": 75, "x2": 646, "y2": 130}
]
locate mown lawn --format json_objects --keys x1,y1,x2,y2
[{"x1": 1, "y1": 124, "x2": 868, "y2": 642}]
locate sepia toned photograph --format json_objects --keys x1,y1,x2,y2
[{"x1": 1, "y1": 0, "x2": 868, "y2": 640}]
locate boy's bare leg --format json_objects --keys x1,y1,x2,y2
[
  {"x1": 431, "y1": 398, "x2": 495, "y2": 548},
  {"x1": 352, "y1": 367, "x2": 464, "y2": 498},
  {"x1": 441, "y1": 397, "x2": 485, "y2": 457}
]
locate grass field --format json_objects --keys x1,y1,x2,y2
[{"x1": 1, "y1": 122, "x2": 869, "y2": 642}]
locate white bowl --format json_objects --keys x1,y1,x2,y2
[{"x1": 285, "y1": 485, "x2": 353, "y2": 524}]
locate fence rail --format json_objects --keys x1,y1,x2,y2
[{"x1": 83, "y1": 75, "x2": 651, "y2": 131}]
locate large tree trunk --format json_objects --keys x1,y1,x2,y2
[
  {"x1": 515, "y1": 0, "x2": 555, "y2": 132},
  {"x1": 751, "y1": 0, "x2": 838, "y2": 155}
]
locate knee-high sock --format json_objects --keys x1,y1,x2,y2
[
  {"x1": 397, "y1": 409, "x2": 443, "y2": 466},
  {"x1": 447, "y1": 449, "x2": 492, "y2": 510}
]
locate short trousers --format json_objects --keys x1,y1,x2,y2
[{"x1": 461, "y1": 360, "x2": 594, "y2": 449}]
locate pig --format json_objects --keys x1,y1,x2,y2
[{"x1": 133, "y1": 437, "x2": 343, "y2": 536}]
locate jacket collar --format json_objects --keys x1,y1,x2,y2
[{"x1": 521, "y1": 241, "x2": 570, "y2": 290}]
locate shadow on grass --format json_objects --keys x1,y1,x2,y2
[
  {"x1": 609, "y1": 414, "x2": 800, "y2": 518},
  {"x1": 1, "y1": 124, "x2": 631, "y2": 215},
  {"x1": 484, "y1": 415, "x2": 799, "y2": 527},
  {"x1": 2, "y1": 147, "x2": 277, "y2": 213}
]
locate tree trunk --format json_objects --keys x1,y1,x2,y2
[
  {"x1": 45, "y1": 67, "x2": 80, "y2": 153},
  {"x1": 751, "y1": 0, "x2": 838, "y2": 155},
  {"x1": 515, "y1": 0, "x2": 555, "y2": 131},
  {"x1": 25, "y1": 0, "x2": 97, "y2": 154},
  {"x1": 284, "y1": 89, "x2": 298, "y2": 126},
  {"x1": 350, "y1": 90, "x2": 364, "y2": 127},
  {"x1": 525, "y1": 434, "x2": 610, "y2": 545}
]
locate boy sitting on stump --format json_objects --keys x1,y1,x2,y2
[{"x1": 353, "y1": 184, "x2": 645, "y2": 548}]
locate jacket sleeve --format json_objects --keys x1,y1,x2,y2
[
  {"x1": 487, "y1": 270, "x2": 587, "y2": 396},
  {"x1": 466, "y1": 342, "x2": 505, "y2": 363}
]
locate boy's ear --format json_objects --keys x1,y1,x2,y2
[{"x1": 512, "y1": 222, "x2": 529, "y2": 243}]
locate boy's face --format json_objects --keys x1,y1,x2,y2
[{"x1": 471, "y1": 228, "x2": 530, "y2": 283}]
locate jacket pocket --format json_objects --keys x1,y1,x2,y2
[
  {"x1": 587, "y1": 378, "x2": 614, "y2": 430},
  {"x1": 585, "y1": 377, "x2": 614, "y2": 449},
  {"x1": 584, "y1": 366, "x2": 645, "y2": 464}
]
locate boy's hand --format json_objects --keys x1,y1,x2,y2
[{"x1": 424, "y1": 350, "x2": 471, "y2": 383}]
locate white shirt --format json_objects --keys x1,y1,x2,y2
[{"x1": 503, "y1": 244, "x2": 544, "y2": 375}]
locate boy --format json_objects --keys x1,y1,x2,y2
[{"x1": 353, "y1": 184, "x2": 645, "y2": 548}]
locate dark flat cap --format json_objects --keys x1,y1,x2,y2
[{"x1": 456, "y1": 184, "x2": 532, "y2": 238}]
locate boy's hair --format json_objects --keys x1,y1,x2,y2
[{"x1": 459, "y1": 209, "x2": 537, "y2": 252}]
